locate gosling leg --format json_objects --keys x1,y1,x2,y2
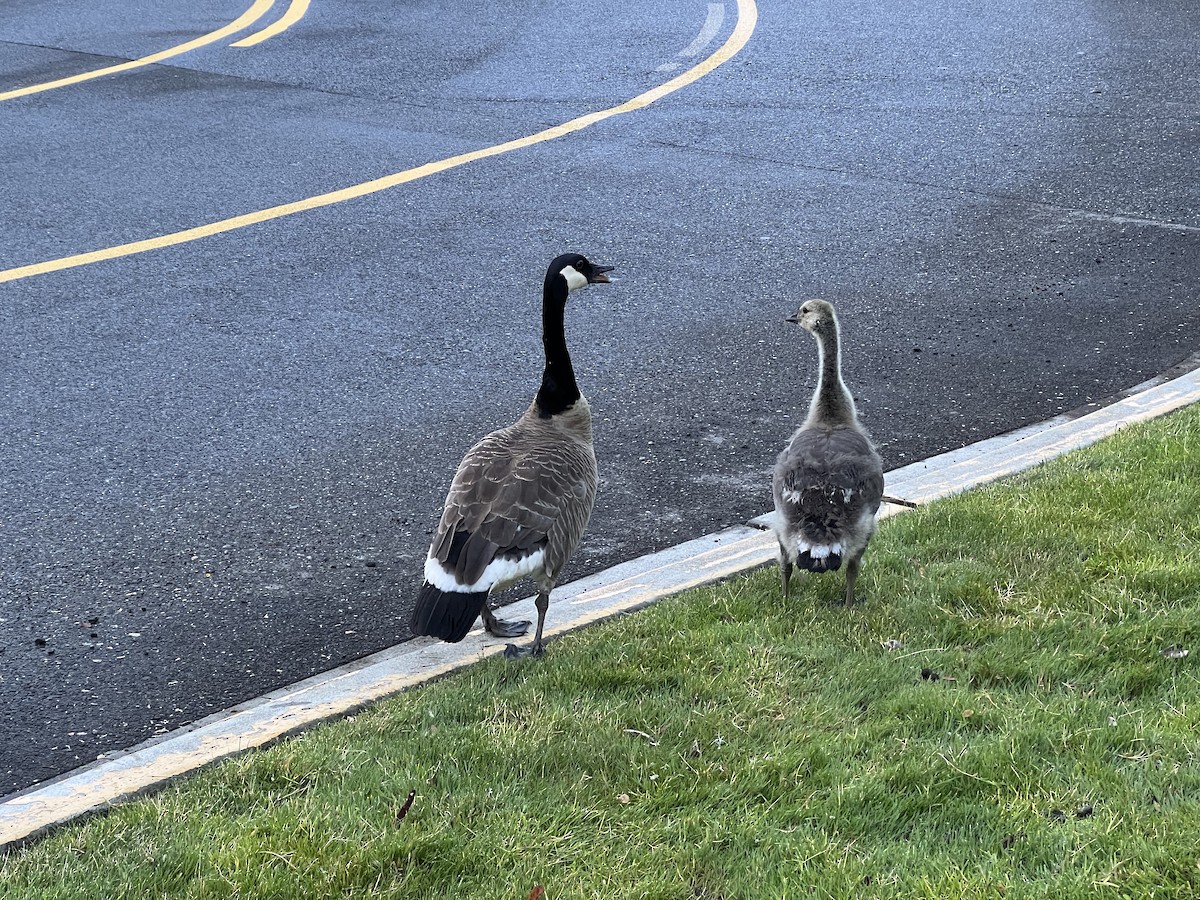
[
  {"x1": 844, "y1": 551, "x2": 865, "y2": 606},
  {"x1": 778, "y1": 543, "x2": 794, "y2": 599}
]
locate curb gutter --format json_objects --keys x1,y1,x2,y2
[{"x1": 3, "y1": 361, "x2": 1198, "y2": 849}]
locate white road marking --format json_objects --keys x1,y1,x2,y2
[
  {"x1": 1071, "y1": 210, "x2": 1200, "y2": 234},
  {"x1": 657, "y1": 3, "x2": 725, "y2": 72}
]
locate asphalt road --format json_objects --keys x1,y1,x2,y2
[{"x1": 1, "y1": 0, "x2": 1197, "y2": 797}]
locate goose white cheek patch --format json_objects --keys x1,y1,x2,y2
[{"x1": 560, "y1": 265, "x2": 588, "y2": 292}]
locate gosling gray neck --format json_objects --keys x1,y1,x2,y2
[{"x1": 804, "y1": 323, "x2": 858, "y2": 428}]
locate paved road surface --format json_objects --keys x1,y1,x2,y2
[{"x1": 1, "y1": 0, "x2": 1197, "y2": 795}]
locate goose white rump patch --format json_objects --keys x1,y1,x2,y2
[
  {"x1": 424, "y1": 548, "x2": 546, "y2": 594},
  {"x1": 796, "y1": 539, "x2": 843, "y2": 560}
]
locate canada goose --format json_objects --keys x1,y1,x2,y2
[
  {"x1": 409, "y1": 252, "x2": 613, "y2": 657},
  {"x1": 771, "y1": 299, "x2": 884, "y2": 605}
]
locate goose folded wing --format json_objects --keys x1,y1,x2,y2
[
  {"x1": 775, "y1": 430, "x2": 884, "y2": 522},
  {"x1": 430, "y1": 445, "x2": 590, "y2": 588}
]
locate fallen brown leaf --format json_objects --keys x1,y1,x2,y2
[{"x1": 395, "y1": 789, "x2": 416, "y2": 825}]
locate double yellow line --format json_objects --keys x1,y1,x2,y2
[
  {"x1": 232, "y1": 0, "x2": 311, "y2": 48},
  {"x1": 0, "y1": 0, "x2": 758, "y2": 285},
  {"x1": 0, "y1": 0, "x2": 310, "y2": 102}
]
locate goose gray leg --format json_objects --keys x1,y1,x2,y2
[
  {"x1": 504, "y1": 589, "x2": 550, "y2": 659},
  {"x1": 778, "y1": 542, "x2": 794, "y2": 598},
  {"x1": 482, "y1": 604, "x2": 531, "y2": 639},
  {"x1": 844, "y1": 551, "x2": 865, "y2": 606}
]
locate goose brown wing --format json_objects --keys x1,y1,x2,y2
[{"x1": 429, "y1": 424, "x2": 597, "y2": 588}]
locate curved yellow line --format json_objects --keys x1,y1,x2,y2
[
  {"x1": 0, "y1": 0, "x2": 277, "y2": 102},
  {"x1": 231, "y1": 0, "x2": 311, "y2": 48},
  {"x1": 0, "y1": 0, "x2": 757, "y2": 285}
]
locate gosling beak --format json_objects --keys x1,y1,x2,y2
[
  {"x1": 785, "y1": 312, "x2": 802, "y2": 324},
  {"x1": 589, "y1": 264, "x2": 614, "y2": 284}
]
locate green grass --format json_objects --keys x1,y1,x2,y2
[{"x1": 4, "y1": 405, "x2": 1200, "y2": 899}]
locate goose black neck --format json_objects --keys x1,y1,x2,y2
[
  {"x1": 534, "y1": 274, "x2": 579, "y2": 417},
  {"x1": 808, "y1": 324, "x2": 856, "y2": 426}
]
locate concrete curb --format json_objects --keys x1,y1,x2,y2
[{"x1": 3, "y1": 360, "x2": 1198, "y2": 849}]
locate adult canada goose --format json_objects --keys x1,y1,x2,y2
[
  {"x1": 409, "y1": 252, "x2": 613, "y2": 657},
  {"x1": 771, "y1": 299, "x2": 884, "y2": 605}
]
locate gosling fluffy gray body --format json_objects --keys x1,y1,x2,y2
[
  {"x1": 772, "y1": 300, "x2": 884, "y2": 605},
  {"x1": 409, "y1": 253, "x2": 611, "y2": 657}
]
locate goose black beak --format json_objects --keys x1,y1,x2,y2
[
  {"x1": 589, "y1": 265, "x2": 614, "y2": 284},
  {"x1": 785, "y1": 312, "x2": 801, "y2": 324}
]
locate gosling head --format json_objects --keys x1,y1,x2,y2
[
  {"x1": 546, "y1": 253, "x2": 614, "y2": 294},
  {"x1": 786, "y1": 299, "x2": 839, "y2": 337}
]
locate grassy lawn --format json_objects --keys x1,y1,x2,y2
[{"x1": 3, "y1": 405, "x2": 1199, "y2": 898}]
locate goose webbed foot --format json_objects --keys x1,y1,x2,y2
[
  {"x1": 504, "y1": 591, "x2": 550, "y2": 659},
  {"x1": 481, "y1": 606, "x2": 531, "y2": 638},
  {"x1": 484, "y1": 617, "x2": 531, "y2": 638},
  {"x1": 503, "y1": 640, "x2": 546, "y2": 660}
]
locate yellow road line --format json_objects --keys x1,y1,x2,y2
[
  {"x1": 0, "y1": 0, "x2": 758, "y2": 285},
  {"x1": 231, "y1": 0, "x2": 311, "y2": 48},
  {"x1": 0, "y1": 0, "x2": 276, "y2": 103}
]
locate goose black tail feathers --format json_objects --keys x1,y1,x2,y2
[
  {"x1": 409, "y1": 583, "x2": 488, "y2": 642},
  {"x1": 796, "y1": 551, "x2": 843, "y2": 573}
]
